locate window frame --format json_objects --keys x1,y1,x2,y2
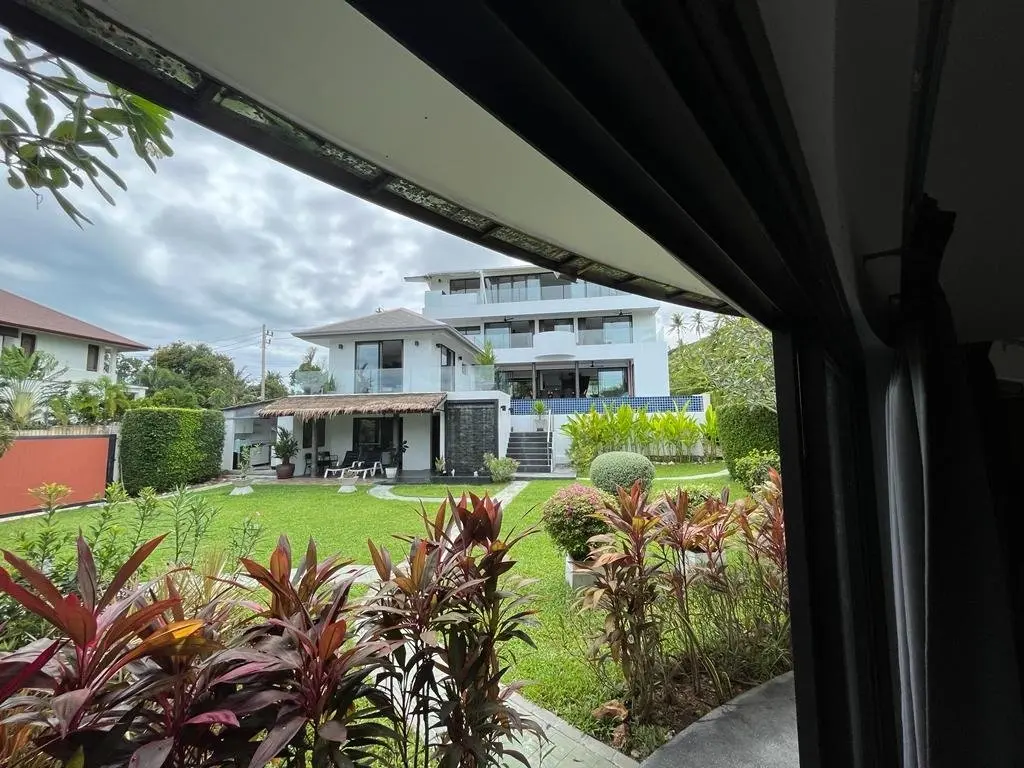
[{"x1": 86, "y1": 343, "x2": 100, "y2": 372}]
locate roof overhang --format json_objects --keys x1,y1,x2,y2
[
  {"x1": 257, "y1": 393, "x2": 446, "y2": 418},
  {"x1": 0, "y1": 0, "x2": 731, "y2": 315}
]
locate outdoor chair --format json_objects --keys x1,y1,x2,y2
[{"x1": 324, "y1": 450, "x2": 358, "y2": 479}]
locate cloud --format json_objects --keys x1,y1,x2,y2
[{"x1": 0, "y1": 65, "x2": 701, "y2": 380}]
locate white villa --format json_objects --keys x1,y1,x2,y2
[{"x1": 223, "y1": 267, "x2": 704, "y2": 478}]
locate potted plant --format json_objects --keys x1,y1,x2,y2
[
  {"x1": 385, "y1": 439, "x2": 408, "y2": 480},
  {"x1": 230, "y1": 445, "x2": 254, "y2": 496},
  {"x1": 273, "y1": 427, "x2": 299, "y2": 480},
  {"x1": 540, "y1": 483, "x2": 615, "y2": 589},
  {"x1": 533, "y1": 399, "x2": 547, "y2": 431}
]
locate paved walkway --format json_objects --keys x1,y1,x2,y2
[
  {"x1": 656, "y1": 469, "x2": 729, "y2": 481},
  {"x1": 505, "y1": 693, "x2": 637, "y2": 768},
  {"x1": 642, "y1": 673, "x2": 797, "y2": 768},
  {"x1": 369, "y1": 480, "x2": 530, "y2": 506}
]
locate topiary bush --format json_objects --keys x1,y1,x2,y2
[
  {"x1": 541, "y1": 483, "x2": 616, "y2": 561},
  {"x1": 589, "y1": 451, "x2": 655, "y2": 496},
  {"x1": 733, "y1": 449, "x2": 781, "y2": 491},
  {"x1": 718, "y1": 405, "x2": 779, "y2": 477},
  {"x1": 121, "y1": 407, "x2": 224, "y2": 494}
]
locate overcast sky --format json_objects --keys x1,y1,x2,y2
[{"x1": 0, "y1": 76, "x2": 693, "y2": 382}]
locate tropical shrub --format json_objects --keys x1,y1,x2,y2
[
  {"x1": 734, "y1": 449, "x2": 781, "y2": 490},
  {"x1": 120, "y1": 407, "x2": 224, "y2": 493},
  {"x1": 580, "y1": 473, "x2": 790, "y2": 739},
  {"x1": 0, "y1": 494, "x2": 544, "y2": 768},
  {"x1": 699, "y1": 404, "x2": 720, "y2": 459},
  {"x1": 541, "y1": 483, "x2": 616, "y2": 560},
  {"x1": 718, "y1": 405, "x2": 779, "y2": 476},
  {"x1": 483, "y1": 451, "x2": 519, "y2": 482},
  {"x1": 590, "y1": 451, "x2": 655, "y2": 495},
  {"x1": 0, "y1": 421, "x2": 13, "y2": 459}
]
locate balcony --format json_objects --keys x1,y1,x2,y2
[
  {"x1": 342, "y1": 365, "x2": 509, "y2": 394},
  {"x1": 352, "y1": 368, "x2": 404, "y2": 393},
  {"x1": 423, "y1": 291, "x2": 482, "y2": 311},
  {"x1": 577, "y1": 328, "x2": 633, "y2": 345},
  {"x1": 533, "y1": 330, "x2": 577, "y2": 358}
]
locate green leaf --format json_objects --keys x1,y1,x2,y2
[
  {"x1": 50, "y1": 119, "x2": 75, "y2": 141},
  {"x1": 3, "y1": 38, "x2": 26, "y2": 63},
  {"x1": 7, "y1": 172, "x2": 24, "y2": 190},
  {"x1": 89, "y1": 107, "x2": 132, "y2": 126},
  {"x1": 31, "y1": 102, "x2": 54, "y2": 135},
  {"x1": 91, "y1": 156, "x2": 127, "y2": 191},
  {"x1": 0, "y1": 104, "x2": 29, "y2": 132},
  {"x1": 49, "y1": 167, "x2": 69, "y2": 189},
  {"x1": 17, "y1": 144, "x2": 39, "y2": 161},
  {"x1": 51, "y1": 189, "x2": 92, "y2": 228},
  {"x1": 0, "y1": 119, "x2": 15, "y2": 136}
]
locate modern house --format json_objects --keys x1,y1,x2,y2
[
  {"x1": 0, "y1": 289, "x2": 148, "y2": 391},
  {"x1": 227, "y1": 296, "x2": 700, "y2": 477},
  {"x1": 406, "y1": 265, "x2": 670, "y2": 398}
]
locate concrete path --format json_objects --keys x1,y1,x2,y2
[
  {"x1": 655, "y1": 469, "x2": 729, "y2": 482},
  {"x1": 370, "y1": 480, "x2": 530, "y2": 507},
  {"x1": 505, "y1": 693, "x2": 638, "y2": 768},
  {"x1": 641, "y1": 673, "x2": 797, "y2": 768}
]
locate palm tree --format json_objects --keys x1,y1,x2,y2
[
  {"x1": 669, "y1": 312, "x2": 686, "y2": 346},
  {"x1": 0, "y1": 378, "x2": 51, "y2": 429},
  {"x1": 689, "y1": 311, "x2": 709, "y2": 338},
  {"x1": 0, "y1": 421, "x2": 13, "y2": 459}
]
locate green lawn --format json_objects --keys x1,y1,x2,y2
[
  {"x1": 652, "y1": 460, "x2": 728, "y2": 477},
  {"x1": 388, "y1": 482, "x2": 507, "y2": 499},
  {"x1": 650, "y1": 477, "x2": 747, "y2": 500}
]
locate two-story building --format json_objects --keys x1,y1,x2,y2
[
  {"x1": 0, "y1": 289, "x2": 148, "y2": 391},
  {"x1": 243, "y1": 273, "x2": 703, "y2": 479}
]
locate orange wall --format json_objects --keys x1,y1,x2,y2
[{"x1": 0, "y1": 436, "x2": 111, "y2": 516}]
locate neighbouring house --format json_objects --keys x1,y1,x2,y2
[
  {"x1": 230, "y1": 276, "x2": 703, "y2": 479},
  {"x1": 0, "y1": 289, "x2": 148, "y2": 395}
]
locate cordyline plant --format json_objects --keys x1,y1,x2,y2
[{"x1": 365, "y1": 492, "x2": 544, "y2": 768}]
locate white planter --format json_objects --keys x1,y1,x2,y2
[
  {"x1": 385, "y1": 467, "x2": 398, "y2": 479},
  {"x1": 564, "y1": 554, "x2": 598, "y2": 590},
  {"x1": 230, "y1": 478, "x2": 254, "y2": 496},
  {"x1": 685, "y1": 550, "x2": 711, "y2": 568},
  {"x1": 535, "y1": 416, "x2": 547, "y2": 431}
]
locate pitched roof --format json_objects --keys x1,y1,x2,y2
[
  {"x1": 296, "y1": 307, "x2": 448, "y2": 336},
  {"x1": 0, "y1": 289, "x2": 148, "y2": 351},
  {"x1": 294, "y1": 307, "x2": 481, "y2": 353},
  {"x1": 257, "y1": 392, "x2": 446, "y2": 418}
]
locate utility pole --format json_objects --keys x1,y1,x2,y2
[{"x1": 259, "y1": 325, "x2": 273, "y2": 399}]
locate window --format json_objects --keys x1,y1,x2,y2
[
  {"x1": 19, "y1": 333, "x2": 36, "y2": 355},
  {"x1": 539, "y1": 317, "x2": 575, "y2": 334},
  {"x1": 580, "y1": 367, "x2": 629, "y2": 398},
  {"x1": 439, "y1": 345, "x2": 455, "y2": 367},
  {"x1": 505, "y1": 369, "x2": 535, "y2": 398},
  {"x1": 449, "y1": 278, "x2": 480, "y2": 294},
  {"x1": 484, "y1": 320, "x2": 533, "y2": 349},
  {"x1": 353, "y1": 417, "x2": 396, "y2": 455},
  {"x1": 354, "y1": 340, "x2": 404, "y2": 392},
  {"x1": 485, "y1": 273, "x2": 540, "y2": 302},
  {"x1": 301, "y1": 418, "x2": 327, "y2": 448},
  {"x1": 578, "y1": 315, "x2": 633, "y2": 345},
  {"x1": 86, "y1": 344, "x2": 100, "y2": 372},
  {"x1": 537, "y1": 369, "x2": 576, "y2": 398},
  {"x1": 539, "y1": 273, "x2": 574, "y2": 300}
]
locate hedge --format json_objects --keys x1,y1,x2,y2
[
  {"x1": 120, "y1": 407, "x2": 225, "y2": 494},
  {"x1": 718, "y1": 405, "x2": 779, "y2": 476}
]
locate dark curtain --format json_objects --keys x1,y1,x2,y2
[{"x1": 885, "y1": 199, "x2": 1024, "y2": 765}]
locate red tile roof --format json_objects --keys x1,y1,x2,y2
[{"x1": 0, "y1": 290, "x2": 148, "y2": 351}]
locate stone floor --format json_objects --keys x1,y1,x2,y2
[
  {"x1": 641, "y1": 673, "x2": 797, "y2": 768},
  {"x1": 505, "y1": 693, "x2": 638, "y2": 768}
]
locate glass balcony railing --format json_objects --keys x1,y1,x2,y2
[
  {"x1": 352, "y1": 368, "x2": 404, "y2": 393},
  {"x1": 483, "y1": 333, "x2": 534, "y2": 349},
  {"x1": 577, "y1": 329, "x2": 633, "y2": 345}
]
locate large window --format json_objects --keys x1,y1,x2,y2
[
  {"x1": 86, "y1": 344, "x2": 100, "y2": 372},
  {"x1": 580, "y1": 367, "x2": 629, "y2": 397},
  {"x1": 449, "y1": 277, "x2": 480, "y2": 294},
  {"x1": 19, "y1": 333, "x2": 36, "y2": 355},
  {"x1": 439, "y1": 345, "x2": 456, "y2": 390},
  {"x1": 539, "y1": 317, "x2": 575, "y2": 334},
  {"x1": 484, "y1": 320, "x2": 533, "y2": 349},
  {"x1": 578, "y1": 315, "x2": 633, "y2": 345},
  {"x1": 537, "y1": 369, "x2": 576, "y2": 398},
  {"x1": 353, "y1": 417, "x2": 396, "y2": 456},
  {"x1": 485, "y1": 273, "x2": 540, "y2": 302},
  {"x1": 539, "y1": 273, "x2": 573, "y2": 300},
  {"x1": 302, "y1": 418, "x2": 327, "y2": 448},
  {"x1": 354, "y1": 340, "x2": 403, "y2": 392}
]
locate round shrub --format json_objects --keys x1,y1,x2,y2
[
  {"x1": 121, "y1": 407, "x2": 224, "y2": 494},
  {"x1": 733, "y1": 449, "x2": 781, "y2": 491},
  {"x1": 541, "y1": 483, "x2": 616, "y2": 561},
  {"x1": 589, "y1": 451, "x2": 655, "y2": 496},
  {"x1": 718, "y1": 406, "x2": 779, "y2": 477}
]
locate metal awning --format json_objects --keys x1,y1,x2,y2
[{"x1": 257, "y1": 393, "x2": 446, "y2": 418}]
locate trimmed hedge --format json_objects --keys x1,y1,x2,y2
[
  {"x1": 718, "y1": 406, "x2": 779, "y2": 476},
  {"x1": 590, "y1": 451, "x2": 655, "y2": 496},
  {"x1": 121, "y1": 407, "x2": 225, "y2": 494}
]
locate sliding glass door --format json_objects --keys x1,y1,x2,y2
[{"x1": 354, "y1": 340, "x2": 404, "y2": 392}]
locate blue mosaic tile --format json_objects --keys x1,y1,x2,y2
[{"x1": 510, "y1": 395, "x2": 703, "y2": 415}]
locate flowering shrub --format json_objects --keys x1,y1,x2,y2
[{"x1": 541, "y1": 483, "x2": 616, "y2": 560}]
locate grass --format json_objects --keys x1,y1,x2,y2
[
  {"x1": 388, "y1": 482, "x2": 507, "y2": 498},
  {"x1": 652, "y1": 460, "x2": 727, "y2": 477},
  {"x1": 650, "y1": 477, "x2": 747, "y2": 500}
]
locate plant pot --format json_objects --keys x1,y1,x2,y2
[
  {"x1": 685, "y1": 549, "x2": 711, "y2": 568},
  {"x1": 385, "y1": 466, "x2": 398, "y2": 479},
  {"x1": 230, "y1": 478, "x2": 253, "y2": 496},
  {"x1": 275, "y1": 462, "x2": 295, "y2": 480},
  {"x1": 535, "y1": 417, "x2": 547, "y2": 431},
  {"x1": 564, "y1": 554, "x2": 598, "y2": 590}
]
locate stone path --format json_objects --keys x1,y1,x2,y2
[
  {"x1": 641, "y1": 673, "x2": 797, "y2": 768},
  {"x1": 369, "y1": 480, "x2": 530, "y2": 507},
  {"x1": 656, "y1": 469, "x2": 729, "y2": 482},
  {"x1": 506, "y1": 693, "x2": 638, "y2": 768}
]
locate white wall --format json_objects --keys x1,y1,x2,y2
[
  {"x1": 402, "y1": 413, "x2": 432, "y2": 471},
  {"x1": 7, "y1": 331, "x2": 122, "y2": 384}
]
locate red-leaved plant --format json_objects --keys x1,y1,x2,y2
[{"x1": 366, "y1": 492, "x2": 544, "y2": 768}]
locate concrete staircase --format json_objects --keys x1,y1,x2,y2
[{"x1": 506, "y1": 430, "x2": 551, "y2": 473}]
